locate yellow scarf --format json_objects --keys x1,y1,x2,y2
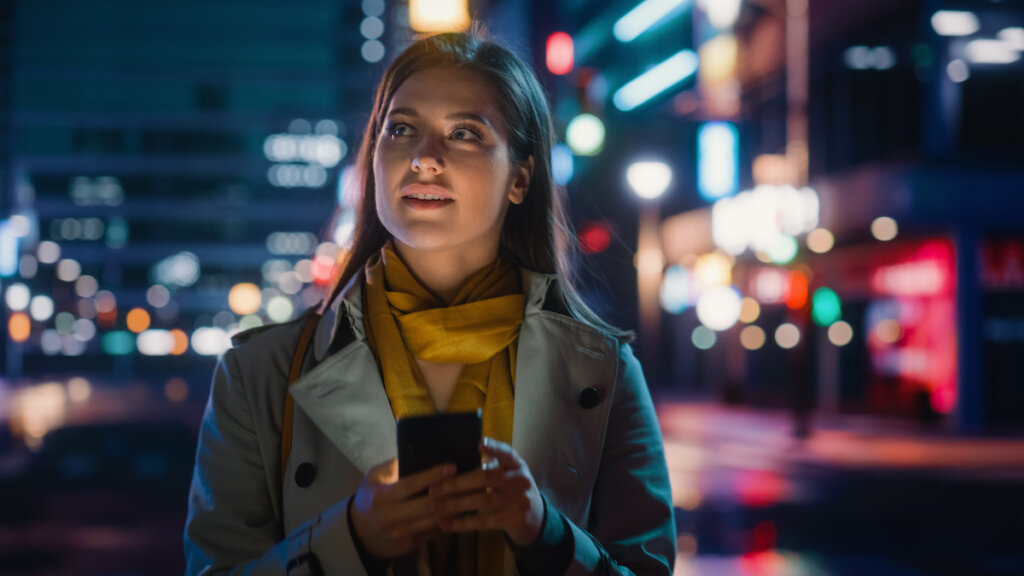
[{"x1": 363, "y1": 242, "x2": 524, "y2": 575}]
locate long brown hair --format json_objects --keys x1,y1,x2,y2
[{"x1": 324, "y1": 31, "x2": 632, "y2": 342}]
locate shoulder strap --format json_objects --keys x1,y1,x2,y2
[{"x1": 281, "y1": 310, "x2": 322, "y2": 485}]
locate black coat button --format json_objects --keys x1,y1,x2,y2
[
  {"x1": 578, "y1": 387, "x2": 600, "y2": 409},
  {"x1": 295, "y1": 462, "x2": 317, "y2": 488}
]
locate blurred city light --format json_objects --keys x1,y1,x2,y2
[
  {"x1": 659, "y1": 264, "x2": 692, "y2": 313},
  {"x1": 311, "y1": 255, "x2": 335, "y2": 286},
  {"x1": 69, "y1": 176, "x2": 124, "y2": 206},
  {"x1": 712, "y1": 185, "x2": 819, "y2": 256},
  {"x1": 806, "y1": 228, "x2": 834, "y2": 253},
  {"x1": 67, "y1": 377, "x2": 92, "y2": 403},
  {"x1": 360, "y1": 16, "x2": 384, "y2": 40},
  {"x1": 138, "y1": 329, "x2": 175, "y2": 356},
  {"x1": 361, "y1": 40, "x2": 386, "y2": 63},
  {"x1": 239, "y1": 314, "x2": 263, "y2": 331},
  {"x1": 828, "y1": 320, "x2": 854, "y2": 346},
  {"x1": 75, "y1": 275, "x2": 99, "y2": 298},
  {"x1": 946, "y1": 59, "x2": 971, "y2": 82},
  {"x1": 191, "y1": 327, "x2": 232, "y2": 356},
  {"x1": 105, "y1": 217, "x2": 129, "y2": 248},
  {"x1": 56, "y1": 258, "x2": 82, "y2": 282},
  {"x1": 698, "y1": 34, "x2": 738, "y2": 86},
  {"x1": 546, "y1": 32, "x2": 574, "y2": 75},
  {"x1": 698, "y1": 122, "x2": 739, "y2": 201},
  {"x1": 170, "y1": 329, "x2": 190, "y2": 355},
  {"x1": 811, "y1": 287, "x2": 842, "y2": 327},
  {"x1": 775, "y1": 323, "x2": 801, "y2": 349},
  {"x1": 579, "y1": 221, "x2": 613, "y2": 255},
  {"x1": 363, "y1": 0, "x2": 385, "y2": 17},
  {"x1": 626, "y1": 160, "x2": 673, "y2": 199},
  {"x1": 965, "y1": 39, "x2": 1021, "y2": 64},
  {"x1": 146, "y1": 284, "x2": 171, "y2": 308},
  {"x1": 691, "y1": 325, "x2": 716, "y2": 350},
  {"x1": 876, "y1": 318, "x2": 902, "y2": 344},
  {"x1": 6, "y1": 282, "x2": 30, "y2": 310},
  {"x1": 10, "y1": 382, "x2": 67, "y2": 449},
  {"x1": 29, "y1": 295, "x2": 55, "y2": 322},
  {"x1": 9, "y1": 312, "x2": 31, "y2": 342},
  {"x1": 229, "y1": 282, "x2": 262, "y2": 315},
  {"x1": 165, "y1": 378, "x2": 189, "y2": 403},
  {"x1": 613, "y1": 50, "x2": 699, "y2": 111},
  {"x1": 566, "y1": 114, "x2": 605, "y2": 156},
  {"x1": 740, "y1": 325, "x2": 766, "y2": 350},
  {"x1": 19, "y1": 254, "x2": 38, "y2": 279},
  {"x1": 696, "y1": 285, "x2": 742, "y2": 331},
  {"x1": 0, "y1": 220, "x2": 21, "y2": 277},
  {"x1": 786, "y1": 270, "x2": 809, "y2": 309},
  {"x1": 551, "y1": 143, "x2": 574, "y2": 185},
  {"x1": 614, "y1": 0, "x2": 691, "y2": 43},
  {"x1": 694, "y1": 252, "x2": 731, "y2": 287},
  {"x1": 262, "y1": 133, "x2": 345, "y2": 167},
  {"x1": 73, "y1": 318, "x2": 96, "y2": 342},
  {"x1": 37, "y1": 240, "x2": 60, "y2": 264},
  {"x1": 767, "y1": 234, "x2": 799, "y2": 265},
  {"x1": 266, "y1": 295, "x2": 295, "y2": 323},
  {"x1": 844, "y1": 46, "x2": 897, "y2": 70},
  {"x1": 409, "y1": 0, "x2": 470, "y2": 33},
  {"x1": 739, "y1": 296, "x2": 760, "y2": 323},
  {"x1": 698, "y1": 0, "x2": 741, "y2": 30},
  {"x1": 871, "y1": 216, "x2": 899, "y2": 241},
  {"x1": 930, "y1": 11, "x2": 980, "y2": 37},
  {"x1": 998, "y1": 27, "x2": 1024, "y2": 51},
  {"x1": 126, "y1": 308, "x2": 152, "y2": 333},
  {"x1": 267, "y1": 231, "x2": 317, "y2": 255},
  {"x1": 152, "y1": 251, "x2": 201, "y2": 287},
  {"x1": 102, "y1": 330, "x2": 136, "y2": 355}
]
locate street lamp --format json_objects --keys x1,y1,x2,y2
[{"x1": 627, "y1": 160, "x2": 671, "y2": 381}]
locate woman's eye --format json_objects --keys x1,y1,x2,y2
[
  {"x1": 388, "y1": 124, "x2": 412, "y2": 138},
  {"x1": 451, "y1": 127, "x2": 480, "y2": 141}
]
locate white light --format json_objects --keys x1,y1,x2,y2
[
  {"x1": 56, "y1": 259, "x2": 81, "y2": 282},
  {"x1": 138, "y1": 329, "x2": 175, "y2": 356},
  {"x1": 699, "y1": 0, "x2": 741, "y2": 30},
  {"x1": 73, "y1": 318, "x2": 96, "y2": 342},
  {"x1": 75, "y1": 275, "x2": 98, "y2": 298},
  {"x1": 362, "y1": 40, "x2": 386, "y2": 63},
  {"x1": 871, "y1": 216, "x2": 899, "y2": 241},
  {"x1": 67, "y1": 377, "x2": 92, "y2": 403},
  {"x1": 965, "y1": 39, "x2": 1021, "y2": 64},
  {"x1": 627, "y1": 161, "x2": 672, "y2": 199},
  {"x1": 289, "y1": 119, "x2": 312, "y2": 134},
  {"x1": 30, "y1": 295, "x2": 55, "y2": 321},
  {"x1": 9, "y1": 214, "x2": 31, "y2": 237},
  {"x1": 698, "y1": 122, "x2": 738, "y2": 200},
  {"x1": 333, "y1": 211, "x2": 357, "y2": 247},
  {"x1": 565, "y1": 114, "x2": 606, "y2": 156},
  {"x1": 278, "y1": 271, "x2": 303, "y2": 295},
  {"x1": 303, "y1": 165, "x2": 328, "y2": 188},
  {"x1": 946, "y1": 59, "x2": 970, "y2": 83},
  {"x1": 695, "y1": 286, "x2": 742, "y2": 331},
  {"x1": 930, "y1": 11, "x2": 980, "y2": 37},
  {"x1": 19, "y1": 254, "x2": 38, "y2": 279},
  {"x1": 998, "y1": 27, "x2": 1024, "y2": 52},
  {"x1": 614, "y1": 0, "x2": 690, "y2": 43},
  {"x1": 5, "y1": 282, "x2": 30, "y2": 310},
  {"x1": 659, "y1": 265, "x2": 692, "y2": 314},
  {"x1": 267, "y1": 295, "x2": 295, "y2": 323},
  {"x1": 191, "y1": 327, "x2": 232, "y2": 356},
  {"x1": 613, "y1": 50, "x2": 699, "y2": 111},
  {"x1": 362, "y1": 0, "x2": 385, "y2": 17},
  {"x1": 775, "y1": 323, "x2": 801, "y2": 349},
  {"x1": 872, "y1": 47, "x2": 897, "y2": 70},
  {"x1": 828, "y1": 321, "x2": 854, "y2": 346},
  {"x1": 153, "y1": 251, "x2": 201, "y2": 287},
  {"x1": 0, "y1": 220, "x2": 18, "y2": 277},
  {"x1": 844, "y1": 46, "x2": 872, "y2": 70},
  {"x1": 315, "y1": 119, "x2": 339, "y2": 136},
  {"x1": 146, "y1": 284, "x2": 171, "y2": 308},
  {"x1": 41, "y1": 330, "x2": 61, "y2": 355},
  {"x1": 361, "y1": 16, "x2": 385, "y2": 39},
  {"x1": 767, "y1": 234, "x2": 799, "y2": 265},
  {"x1": 37, "y1": 240, "x2": 60, "y2": 264}
]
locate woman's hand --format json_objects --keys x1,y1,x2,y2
[
  {"x1": 350, "y1": 459, "x2": 456, "y2": 559},
  {"x1": 429, "y1": 437, "x2": 544, "y2": 546}
]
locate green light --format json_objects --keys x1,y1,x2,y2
[
  {"x1": 811, "y1": 287, "x2": 842, "y2": 327},
  {"x1": 102, "y1": 330, "x2": 135, "y2": 355}
]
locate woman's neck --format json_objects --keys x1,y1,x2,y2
[{"x1": 392, "y1": 241, "x2": 500, "y2": 305}]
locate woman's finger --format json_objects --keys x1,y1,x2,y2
[
  {"x1": 480, "y1": 437, "x2": 522, "y2": 468},
  {"x1": 386, "y1": 462, "x2": 457, "y2": 501}
]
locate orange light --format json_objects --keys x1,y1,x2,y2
[
  {"x1": 164, "y1": 378, "x2": 189, "y2": 403},
  {"x1": 169, "y1": 328, "x2": 189, "y2": 355},
  {"x1": 126, "y1": 307, "x2": 151, "y2": 333},
  {"x1": 785, "y1": 270, "x2": 808, "y2": 309},
  {"x1": 546, "y1": 32, "x2": 574, "y2": 75},
  {"x1": 9, "y1": 312, "x2": 31, "y2": 343}
]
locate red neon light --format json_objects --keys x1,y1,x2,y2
[
  {"x1": 785, "y1": 270, "x2": 808, "y2": 309},
  {"x1": 579, "y1": 221, "x2": 612, "y2": 254},
  {"x1": 546, "y1": 32, "x2": 574, "y2": 76},
  {"x1": 311, "y1": 255, "x2": 336, "y2": 286}
]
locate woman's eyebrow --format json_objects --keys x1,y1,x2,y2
[{"x1": 387, "y1": 107, "x2": 493, "y2": 128}]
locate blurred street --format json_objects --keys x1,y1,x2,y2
[{"x1": 658, "y1": 399, "x2": 1024, "y2": 576}]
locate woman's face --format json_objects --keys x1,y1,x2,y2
[{"x1": 373, "y1": 67, "x2": 529, "y2": 264}]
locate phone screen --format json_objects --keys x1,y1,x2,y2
[{"x1": 396, "y1": 410, "x2": 482, "y2": 478}]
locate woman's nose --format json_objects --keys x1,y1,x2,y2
[{"x1": 411, "y1": 139, "x2": 444, "y2": 174}]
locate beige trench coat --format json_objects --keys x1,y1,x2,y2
[{"x1": 184, "y1": 270, "x2": 675, "y2": 575}]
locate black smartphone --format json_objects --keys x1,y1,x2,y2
[{"x1": 396, "y1": 410, "x2": 482, "y2": 478}]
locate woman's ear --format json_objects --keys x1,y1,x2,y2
[{"x1": 508, "y1": 156, "x2": 534, "y2": 205}]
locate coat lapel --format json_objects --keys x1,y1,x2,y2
[{"x1": 289, "y1": 340, "x2": 396, "y2": 475}]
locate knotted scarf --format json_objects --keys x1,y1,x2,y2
[{"x1": 363, "y1": 242, "x2": 524, "y2": 575}]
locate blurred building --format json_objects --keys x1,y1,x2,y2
[{"x1": 539, "y1": 0, "x2": 1024, "y2": 431}]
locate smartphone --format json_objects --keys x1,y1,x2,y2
[{"x1": 396, "y1": 410, "x2": 482, "y2": 478}]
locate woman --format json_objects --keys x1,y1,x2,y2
[{"x1": 185, "y1": 31, "x2": 675, "y2": 575}]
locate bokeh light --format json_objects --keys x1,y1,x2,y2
[
  {"x1": 740, "y1": 325, "x2": 766, "y2": 350},
  {"x1": 229, "y1": 283, "x2": 262, "y2": 315},
  {"x1": 696, "y1": 286, "x2": 742, "y2": 331},
  {"x1": 9, "y1": 312, "x2": 31, "y2": 342},
  {"x1": 828, "y1": 320, "x2": 854, "y2": 346},
  {"x1": 806, "y1": 228, "x2": 835, "y2": 253},
  {"x1": 691, "y1": 325, "x2": 716, "y2": 350},
  {"x1": 871, "y1": 216, "x2": 899, "y2": 241},
  {"x1": 775, "y1": 323, "x2": 801, "y2": 349},
  {"x1": 126, "y1": 308, "x2": 152, "y2": 333},
  {"x1": 739, "y1": 297, "x2": 761, "y2": 323}
]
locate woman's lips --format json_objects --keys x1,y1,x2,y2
[{"x1": 401, "y1": 183, "x2": 454, "y2": 210}]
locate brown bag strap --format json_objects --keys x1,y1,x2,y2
[{"x1": 281, "y1": 310, "x2": 322, "y2": 485}]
